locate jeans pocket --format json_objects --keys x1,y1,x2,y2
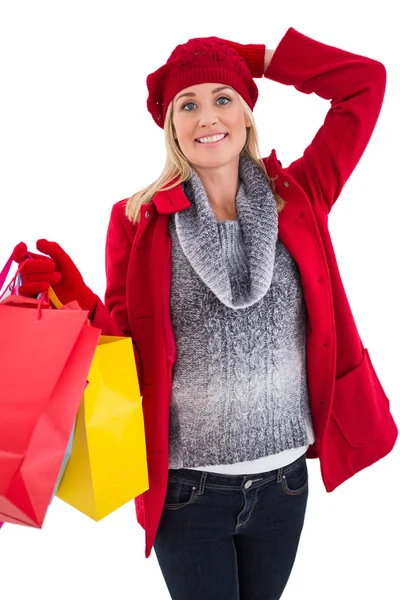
[
  {"x1": 164, "y1": 477, "x2": 198, "y2": 511},
  {"x1": 281, "y1": 456, "x2": 308, "y2": 496}
]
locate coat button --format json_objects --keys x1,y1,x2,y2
[
  {"x1": 145, "y1": 211, "x2": 150, "y2": 219},
  {"x1": 284, "y1": 181, "x2": 289, "y2": 187},
  {"x1": 318, "y1": 277, "x2": 324, "y2": 283},
  {"x1": 244, "y1": 480, "x2": 253, "y2": 489}
]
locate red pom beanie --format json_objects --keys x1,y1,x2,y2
[{"x1": 146, "y1": 36, "x2": 265, "y2": 129}]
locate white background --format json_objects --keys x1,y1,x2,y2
[{"x1": 0, "y1": 1, "x2": 399, "y2": 598}]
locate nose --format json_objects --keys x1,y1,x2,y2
[{"x1": 198, "y1": 107, "x2": 218, "y2": 128}]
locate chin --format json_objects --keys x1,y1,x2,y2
[{"x1": 187, "y1": 151, "x2": 241, "y2": 170}]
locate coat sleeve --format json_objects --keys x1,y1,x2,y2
[
  {"x1": 91, "y1": 200, "x2": 143, "y2": 393},
  {"x1": 264, "y1": 27, "x2": 386, "y2": 213}
]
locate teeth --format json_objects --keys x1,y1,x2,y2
[{"x1": 197, "y1": 134, "x2": 226, "y2": 143}]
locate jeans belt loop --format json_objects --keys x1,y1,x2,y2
[
  {"x1": 276, "y1": 467, "x2": 283, "y2": 484},
  {"x1": 198, "y1": 472, "x2": 207, "y2": 495}
]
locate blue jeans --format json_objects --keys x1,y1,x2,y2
[{"x1": 154, "y1": 452, "x2": 309, "y2": 600}]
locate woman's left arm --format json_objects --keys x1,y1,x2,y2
[
  {"x1": 264, "y1": 49, "x2": 275, "y2": 72},
  {"x1": 264, "y1": 27, "x2": 386, "y2": 213}
]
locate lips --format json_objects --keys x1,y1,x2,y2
[{"x1": 195, "y1": 133, "x2": 228, "y2": 143}]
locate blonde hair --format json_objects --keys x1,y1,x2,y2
[{"x1": 125, "y1": 94, "x2": 286, "y2": 224}]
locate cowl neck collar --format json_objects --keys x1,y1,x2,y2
[{"x1": 174, "y1": 153, "x2": 278, "y2": 309}]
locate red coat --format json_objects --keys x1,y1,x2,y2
[{"x1": 92, "y1": 28, "x2": 398, "y2": 558}]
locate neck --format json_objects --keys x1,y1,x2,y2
[{"x1": 193, "y1": 159, "x2": 240, "y2": 217}]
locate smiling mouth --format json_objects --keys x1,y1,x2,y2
[{"x1": 195, "y1": 133, "x2": 229, "y2": 144}]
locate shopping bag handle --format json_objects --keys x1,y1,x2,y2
[
  {"x1": 0, "y1": 250, "x2": 38, "y2": 297},
  {"x1": 48, "y1": 286, "x2": 63, "y2": 308},
  {"x1": 0, "y1": 254, "x2": 14, "y2": 292},
  {"x1": 0, "y1": 252, "x2": 49, "y2": 319},
  {"x1": 0, "y1": 255, "x2": 30, "y2": 300},
  {"x1": 1, "y1": 254, "x2": 68, "y2": 314}
]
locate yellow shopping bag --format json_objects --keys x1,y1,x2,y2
[{"x1": 50, "y1": 290, "x2": 149, "y2": 521}]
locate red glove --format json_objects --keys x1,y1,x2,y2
[
  {"x1": 12, "y1": 239, "x2": 97, "y2": 312},
  {"x1": 218, "y1": 38, "x2": 266, "y2": 78}
]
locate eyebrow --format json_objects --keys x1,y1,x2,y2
[{"x1": 175, "y1": 86, "x2": 233, "y2": 103}]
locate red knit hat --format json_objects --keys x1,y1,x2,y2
[{"x1": 146, "y1": 36, "x2": 265, "y2": 129}]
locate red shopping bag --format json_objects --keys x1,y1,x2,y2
[{"x1": 0, "y1": 255, "x2": 101, "y2": 527}]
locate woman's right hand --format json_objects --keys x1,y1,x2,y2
[
  {"x1": 12, "y1": 241, "x2": 61, "y2": 297},
  {"x1": 12, "y1": 239, "x2": 97, "y2": 312}
]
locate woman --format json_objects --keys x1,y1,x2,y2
[{"x1": 13, "y1": 27, "x2": 397, "y2": 600}]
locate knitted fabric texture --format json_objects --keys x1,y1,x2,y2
[
  {"x1": 146, "y1": 37, "x2": 265, "y2": 128},
  {"x1": 167, "y1": 154, "x2": 315, "y2": 469}
]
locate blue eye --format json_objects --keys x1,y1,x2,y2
[
  {"x1": 216, "y1": 96, "x2": 230, "y2": 105},
  {"x1": 182, "y1": 96, "x2": 231, "y2": 111}
]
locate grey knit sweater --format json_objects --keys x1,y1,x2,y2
[{"x1": 167, "y1": 154, "x2": 315, "y2": 470}]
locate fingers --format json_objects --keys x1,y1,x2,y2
[
  {"x1": 17, "y1": 256, "x2": 61, "y2": 288},
  {"x1": 19, "y1": 282, "x2": 51, "y2": 297},
  {"x1": 12, "y1": 241, "x2": 68, "y2": 281},
  {"x1": 19, "y1": 257, "x2": 56, "y2": 275},
  {"x1": 12, "y1": 241, "x2": 51, "y2": 263},
  {"x1": 12, "y1": 242, "x2": 28, "y2": 263},
  {"x1": 36, "y1": 239, "x2": 67, "y2": 261},
  {"x1": 21, "y1": 271, "x2": 62, "y2": 285}
]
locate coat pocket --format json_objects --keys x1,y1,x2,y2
[{"x1": 331, "y1": 348, "x2": 389, "y2": 448}]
